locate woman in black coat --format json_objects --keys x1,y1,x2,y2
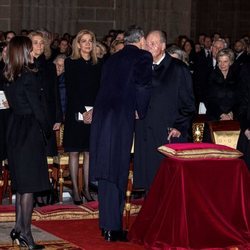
[
  {"x1": 205, "y1": 48, "x2": 238, "y2": 122},
  {"x1": 29, "y1": 31, "x2": 63, "y2": 157},
  {"x1": 63, "y1": 30, "x2": 102, "y2": 204},
  {"x1": 28, "y1": 31, "x2": 63, "y2": 205},
  {"x1": 4, "y1": 36, "x2": 50, "y2": 249}
]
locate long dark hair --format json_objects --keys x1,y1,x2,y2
[{"x1": 4, "y1": 36, "x2": 33, "y2": 82}]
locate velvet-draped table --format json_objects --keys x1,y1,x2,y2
[{"x1": 128, "y1": 158, "x2": 250, "y2": 249}]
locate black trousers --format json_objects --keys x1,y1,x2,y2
[{"x1": 98, "y1": 179, "x2": 125, "y2": 231}]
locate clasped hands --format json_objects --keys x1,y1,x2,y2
[
  {"x1": 82, "y1": 109, "x2": 93, "y2": 124},
  {"x1": 2, "y1": 100, "x2": 9, "y2": 109},
  {"x1": 220, "y1": 112, "x2": 233, "y2": 121}
]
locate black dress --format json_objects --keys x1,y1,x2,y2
[
  {"x1": 63, "y1": 57, "x2": 102, "y2": 151},
  {"x1": 4, "y1": 71, "x2": 51, "y2": 194}
]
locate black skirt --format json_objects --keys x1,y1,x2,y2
[{"x1": 7, "y1": 114, "x2": 50, "y2": 194}]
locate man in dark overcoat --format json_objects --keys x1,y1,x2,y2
[
  {"x1": 133, "y1": 30, "x2": 196, "y2": 191},
  {"x1": 89, "y1": 26, "x2": 152, "y2": 241}
]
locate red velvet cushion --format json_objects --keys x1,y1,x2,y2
[{"x1": 158, "y1": 143, "x2": 243, "y2": 159}]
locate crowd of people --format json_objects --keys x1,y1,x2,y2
[{"x1": 0, "y1": 25, "x2": 250, "y2": 246}]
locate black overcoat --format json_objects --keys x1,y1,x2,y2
[
  {"x1": 5, "y1": 71, "x2": 50, "y2": 193},
  {"x1": 204, "y1": 66, "x2": 239, "y2": 121},
  {"x1": 237, "y1": 63, "x2": 250, "y2": 168},
  {"x1": 134, "y1": 53, "x2": 195, "y2": 190},
  {"x1": 34, "y1": 54, "x2": 63, "y2": 156},
  {"x1": 89, "y1": 45, "x2": 152, "y2": 191}
]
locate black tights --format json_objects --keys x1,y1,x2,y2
[
  {"x1": 15, "y1": 192, "x2": 35, "y2": 244},
  {"x1": 69, "y1": 151, "x2": 92, "y2": 201}
]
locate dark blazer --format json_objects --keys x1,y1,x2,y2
[
  {"x1": 90, "y1": 45, "x2": 152, "y2": 191},
  {"x1": 193, "y1": 49, "x2": 213, "y2": 105},
  {"x1": 134, "y1": 53, "x2": 196, "y2": 190},
  {"x1": 34, "y1": 54, "x2": 63, "y2": 156}
]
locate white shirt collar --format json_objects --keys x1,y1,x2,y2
[{"x1": 153, "y1": 53, "x2": 166, "y2": 65}]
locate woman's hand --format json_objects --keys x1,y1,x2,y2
[
  {"x1": 220, "y1": 113, "x2": 233, "y2": 120},
  {"x1": 2, "y1": 100, "x2": 9, "y2": 109},
  {"x1": 245, "y1": 129, "x2": 250, "y2": 140},
  {"x1": 53, "y1": 123, "x2": 61, "y2": 130},
  {"x1": 83, "y1": 109, "x2": 93, "y2": 124}
]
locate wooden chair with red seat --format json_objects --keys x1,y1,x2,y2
[
  {"x1": 53, "y1": 124, "x2": 83, "y2": 204},
  {"x1": 207, "y1": 120, "x2": 241, "y2": 149}
]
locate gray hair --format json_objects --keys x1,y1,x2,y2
[
  {"x1": 216, "y1": 48, "x2": 235, "y2": 64},
  {"x1": 53, "y1": 54, "x2": 67, "y2": 64},
  {"x1": 147, "y1": 30, "x2": 167, "y2": 44},
  {"x1": 124, "y1": 25, "x2": 144, "y2": 45},
  {"x1": 167, "y1": 45, "x2": 189, "y2": 65},
  {"x1": 212, "y1": 38, "x2": 227, "y2": 49}
]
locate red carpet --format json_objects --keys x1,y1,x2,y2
[{"x1": 33, "y1": 217, "x2": 144, "y2": 250}]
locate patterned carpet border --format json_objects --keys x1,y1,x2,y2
[
  {"x1": 0, "y1": 240, "x2": 82, "y2": 249},
  {"x1": 0, "y1": 200, "x2": 142, "y2": 222}
]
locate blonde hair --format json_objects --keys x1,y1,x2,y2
[
  {"x1": 28, "y1": 31, "x2": 51, "y2": 59},
  {"x1": 71, "y1": 29, "x2": 98, "y2": 64}
]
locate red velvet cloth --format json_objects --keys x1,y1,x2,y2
[{"x1": 128, "y1": 158, "x2": 250, "y2": 249}]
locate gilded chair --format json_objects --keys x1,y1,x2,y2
[
  {"x1": 0, "y1": 160, "x2": 12, "y2": 204},
  {"x1": 192, "y1": 114, "x2": 207, "y2": 143},
  {"x1": 207, "y1": 120, "x2": 241, "y2": 149},
  {"x1": 53, "y1": 125, "x2": 83, "y2": 203}
]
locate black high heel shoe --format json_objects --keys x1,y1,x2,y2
[
  {"x1": 10, "y1": 229, "x2": 21, "y2": 246},
  {"x1": 73, "y1": 198, "x2": 83, "y2": 205},
  {"x1": 33, "y1": 197, "x2": 46, "y2": 207},
  {"x1": 18, "y1": 234, "x2": 45, "y2": 250},
  {"x1": 81, "y1": 190, "x2": 94, "y2": 202}
]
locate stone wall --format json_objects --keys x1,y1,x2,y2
[
  {"x1": 192, "y1": 0, "x2": 250, "y2": 43},
  {"x1": 0, "y1": 0, "x2": 249, "y2": 43},
  {"x1": 0, "y1": 0, "x2": 191, "y2": 43}
]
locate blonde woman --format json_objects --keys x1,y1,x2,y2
[
  {"x1": 63, "y1": 29, "x2": 103, "y2": 204},
  {"x1": 28, "y1": 31, "x2": 63, "y2": 205}
]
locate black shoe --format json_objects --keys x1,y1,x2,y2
[
  {"x1": 104, "y1": 230, "x2": 120, "y2": 242},
  {"x1": 73, "y1": 198, "x2": 83, "y2": 205},
  {"x1": 10, "y1": 229, "x2": 21, "y2": 246},
  {"x1": 18, "y1": 234, "x2": 45, "y2": 249},
  {"x1": 81, "y1": 190, "x2": 94, "y2": 202},
  {"x1": 118, "y1": 230, "x2": 128, "y2": 242}
]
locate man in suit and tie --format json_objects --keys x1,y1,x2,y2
[
  {"x1": 89, "y1": 25, "x2": 152, "y2": 242},
  {"x1": 133, "y1": 30, "x2": 195, "y2": 191},
  {"x1": 193, "y1": 38, "x2": 227, "y2": 109}
]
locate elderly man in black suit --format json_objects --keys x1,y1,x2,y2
[
  {"x1": 89, "y1": 25, "x2": 152, "y2": 242},
  {"x1": 193, "y1": 38, "x2": 227, "y2": 110},
  {"x1": 133, "y1": 30, "x2": 195, "y2": 192}
]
